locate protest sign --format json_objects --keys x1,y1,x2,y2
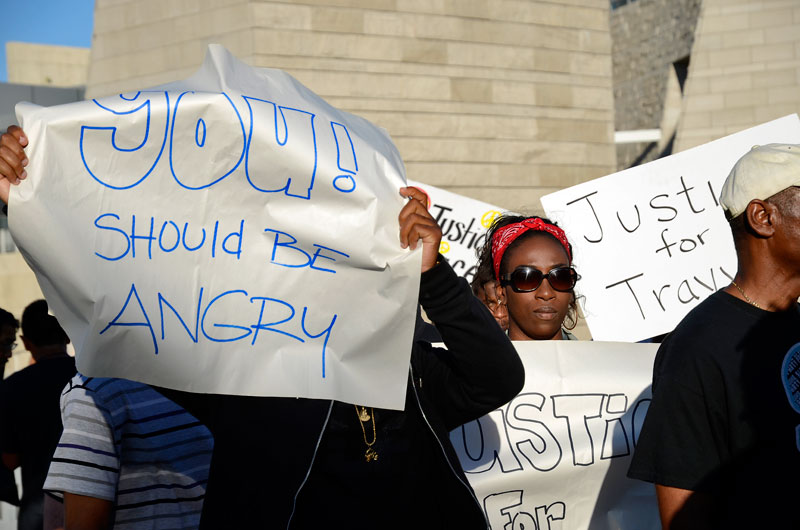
[
  {"x1": 408, "y1": 180, "x2": 508, "y2": 281},
  {"x1": 541, "y1": 114, "x2": 800, "y2": 342},
  {"x1": 451, "y1": 340, "x2": 660, "y2": 530},
  {"x1": 9, "y1": 44, "x2": 421, "y2": 409}
]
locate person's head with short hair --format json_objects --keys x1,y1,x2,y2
[
  {"x1": 470, "y1": 265, "x2": 509, "y2": 332},
  {"x1": 20, "y1": 299, "x2": 69, "y2": 360},
  {"x1": 476, "y1": 214, "x2": 580, "y2": 340},
  {"x1": 720, "y1": 143, "x2": 800, "y2": 311},
  {"x1": 721, "y1": 144, "x2": 800, "y2": 249},
  {"x1": 0, "y1": 307, "x2": 19, "y2": 364}
]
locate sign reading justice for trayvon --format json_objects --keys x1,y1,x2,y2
[
  {"x1": 541, "y1": 114, "x2": 800, "y2": 342},
  {"x1": 452, "y1": 340, "x2": 660, "y2": 530},
  {"x1": 9, "y1": 45, "x2": 422, "y2": 409}
]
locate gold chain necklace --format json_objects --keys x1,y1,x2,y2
[
  {"x1": 731, "y1": 280, "x2": 761, "y2": 309},
  {"x1": 354, "y1": 405, "x2": 378, "y2": 462}
]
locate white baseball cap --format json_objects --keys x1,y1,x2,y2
[{"x1": 719, "y1": 143, "x2": 800, "y2": 218}]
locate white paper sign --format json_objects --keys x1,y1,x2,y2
[
  {"x1": 541, "y1": 115, "x2": 800, "y2": 342},
  {"x1": 451, "y1": 340, "x2": 660, "y2": 530},
  {"x1": 9, "y1": 45, "x2": 421, "y2": 409},
  {"x1": 407, "y1": 180, "x2": 507, "y2": 281}
]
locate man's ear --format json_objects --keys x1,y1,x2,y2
[
  {"x1": 745, "y1": 199, "x2": 776, "y2": 238},
  {"x1": 491, "y1": 298, "x2": 508, "y2": 322},
  {"x1": 488, "y1": 283, "x2": 509, "y2": 330},
  {"x1": 493, "y1": 282, "x2": 507, "y2": 306}
]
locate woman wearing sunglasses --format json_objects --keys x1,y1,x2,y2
[{"x1": 476, "y1": 214, "x2": 580, "y2": 341}]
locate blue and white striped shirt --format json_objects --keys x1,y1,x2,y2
[{"x1": 44, "y1": 375, "x2": 214, "y2": 529}]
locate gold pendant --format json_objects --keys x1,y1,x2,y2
[
  {"x1": 358, "y1": 407, "x2": 371, "y2": 422},
  {"x1": 365, "y1": 447, "x2": 378, "y2": 462}
]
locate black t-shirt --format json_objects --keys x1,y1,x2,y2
[
  {"x1": 628, "y1": 290, "x2": 800, "y2": 527},
  {"x1": 0, "y1": 355, "x2": 76, "y2": 505}
]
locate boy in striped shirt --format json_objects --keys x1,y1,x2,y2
[{"x1": 44, "y1": 375, "x2": 214, "y2": 529}]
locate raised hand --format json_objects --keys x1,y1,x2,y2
[
  {"x1": 398, "y1": 186, "x2": 442, "y2": 273},
  {"x1": 0, "y1": 126, "x2": 28, "y2": 205}
]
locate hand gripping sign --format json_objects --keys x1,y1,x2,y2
[
  {"x1": 407, "y1": 179, "x2": 508, "y2": 281},
  {"x1": 9, "y1": 45, "x2": 421, "y2": 409}
]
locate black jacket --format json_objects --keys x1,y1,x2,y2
[{"x1": 163, "y1": 260, "x2": 523, "y2": 529}]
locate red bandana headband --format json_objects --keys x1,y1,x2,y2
[{"x1": 491, "y1": 218, "x2": 572, "y2": 280}]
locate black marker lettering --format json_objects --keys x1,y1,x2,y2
[
  {"x1": 649, "y1": 193, "x2": 678, "y2": 222},
  {"x1": 652, "y1": 285, "x2": 671, "y2": 311},
  {"x1": 566, "y1": 192, "x2": 603, "y2": 243},
  {"x1": 616, "y1": 204, "x2": 641, "y2": 233},
  {"x1": 655, "y1": 229, "x2": 676, "y2": 258},
  {"x1": 677, "y1": 279, "x2": 700, "y2": 304},
  {"x1": 606, "y1": 273, "x2": 646, "y2": 320},
  {"x1": 676, "y1": 175, "x2": 705, "y2": 214}
]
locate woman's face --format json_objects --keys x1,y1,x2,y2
[{"x1": 499, "y1": 234, "x2": 574, "y2": 341}]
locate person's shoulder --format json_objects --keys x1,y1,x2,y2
[
  {"x1": 561, "y1": 329, "x2": 579, "y2": 341},
  {"x1": 666, "y1": 290, "x2": 745, "y2": 341},
  {"x1": 61, "y1": 373, "x2": 98, "y2": 401},
  {"x1": 62, "y1": 375, "x2": 132, "y2": 401},
  {"x1": 52, "y1": 355, "x2": 77, "y2": 376},
  {"x1": 1, "y1": 366, "x2": 28, "y2": 384},
  {"x1": 652, "y1": 292, "x2": 750, "y2": 380},
  {"x1": 32, "y1": 355, "x2": 76, "y2": 381},
  {"x1": 60, "y1": 377, "x2": 146, "y2": 427},
  {"x1": 0, "y1": 363, "x2": 38, "y2": 389},
  {"x1": 74, "y1": 376, "x2": 149, "y2": 402},
  {"x1": 4, "y1": 356, "x2": 75, "y2": 389},
  {"x1": 86, "y1": 379, "x2": 182, "y2": 423}
]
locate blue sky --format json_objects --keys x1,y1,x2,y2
[{"x1": 1, "y1": 0, "x2": 96, "y2": 82}]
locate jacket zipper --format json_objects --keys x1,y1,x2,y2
[
  {"x1": 409, "y1": 365, "x2": 489, "y2": 529},
  {"x1": 285, "y1": 370, "x2": 488, "y2": 529},
  {"x1": 286, "y1": 400, "x2": 334, "y2": 529}
]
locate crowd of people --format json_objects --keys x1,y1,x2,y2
[{"x1": 1, "y1": 120, "x2": 800, "y2": 529}]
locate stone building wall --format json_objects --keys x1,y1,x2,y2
[
  {"x1": 676, "y1": 0, "x2": 800, "y2": 151},
  {"x1": 85, "y1": 0, "x2": 617, "y2": 214},
  {"x1": 610, "y1": 0, "x2": 702, "y2": 168},
  {"x1": 6, "y1": 43, "x2": 90, "y2": 87}
]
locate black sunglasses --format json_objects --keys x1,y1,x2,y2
[{"x1": 500, "y1": 266, "x2": 578, "y2": 293}]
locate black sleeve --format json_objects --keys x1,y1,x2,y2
[{"x1": 412, "y1": 259, "x2": 523, "y2": 430}]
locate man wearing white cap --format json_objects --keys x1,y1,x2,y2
[{"x1": 628, "y1": 144, "x2": 800, "y2": 528}]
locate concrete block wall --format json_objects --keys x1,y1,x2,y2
[
  {"x1": 6, "y1": 43, "x2": 90, "y2": 87},
  {"x1": 87, "y1": 0, "x2": 254, "y2": 96},
  {"x1": 85, "y1": 0, "x2": 617, "y2": 214},
  {"x1": 676, "y1": 0, "x2": 800, "y2": 151}
]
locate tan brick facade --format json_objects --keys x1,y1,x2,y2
[
  {"x1": 6, "y1": 42, "x2": 90, "y2": 87},
  {"x1": 85, "y1": 0, "x2": 617, "y2": 214},
  {"x1": 676, "y1": 0, "x2": 800, "y2": 151}
]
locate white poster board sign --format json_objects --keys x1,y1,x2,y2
[
  {"x1": 9, "y1": 45, "x2": 421, "y2": 409},
  {"x1": 541, "y1": 115, "x2": 800, "y2": 342},
  {"x1": 407, "y1": 180, "x2": 507, "y2": 281},
  {"x1": 451, "y1": 340, "x2": 660, "y2": 530}
]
